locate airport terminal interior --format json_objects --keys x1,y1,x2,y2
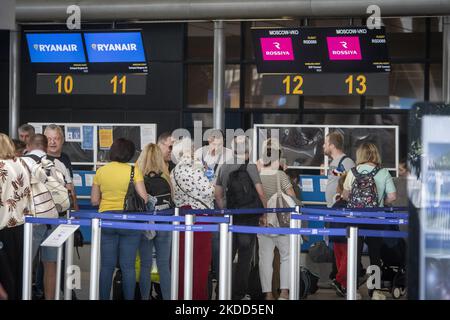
[{"x1": 0, "y1": 0, "x2": 450, "y2": 302}]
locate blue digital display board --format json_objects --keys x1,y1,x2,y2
[
  {"x1": 84, "y1": 32, "x2": 146, "y2": 63},
  {"x1": 26, "y1": 33, "x2": 86, "y2": 63}
]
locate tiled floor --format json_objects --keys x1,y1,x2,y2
[{"x1": 67, "y1": 245, "x2": 405, "y2": 301}]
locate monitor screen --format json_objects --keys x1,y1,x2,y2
[
  {"x1": 252, "y1": 26, "x2": 390, "y2": 74},
  {"x1": 84, "y1": 32, "x2": 146, "y2": 63},
  {"x1": 26, "y1": 33, "x2": 86, "y2": 63}
]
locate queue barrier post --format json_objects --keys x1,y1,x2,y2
[
  {"x1": 55, "y1": 245, "x2": 63, "y2": 300},
  {"x1": 64, "y1": 210, "x2": 75, "y2": 300},
  {"x1": 89, "y1": 218, "x2": 101, "y2": 300},
  {"x1": 22, "y1": 221, "x2": 33, "y2": 300},
  {"x1": 218, "y1": 215, "x2": 229, "y2": 300},
  {"x1": 296, "y1": 206, "x2": 302, "y2": 297},
  {"x1": 289, "y1": 206, "x2": 300, "y2": 300},
  {"x1": 227, "y1": 214, "x2": 233, "y2": 300},
  {"x1": 171, "y1": 207, "x2": 180, "y2": 300},
  {"x1": 347, "y1": 226, "x2": 358, "y2": 300},
  {"x1": 184, "y1": 213, "x2": 194, "y2": 300}
]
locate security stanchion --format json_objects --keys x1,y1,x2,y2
[
  {"x1": 218, "y1": 215, "x2": 229, "y2": 300},
  {"x1": 22, "y1": 221, "x2": 33, "y2": 300},
  {"x1": 184, "y1": 213, "x2": 194, "y2": 300},
  {"x1": 227, "y1": 215, "x2": 233, "y2": 300},
  {"x1": 289, "y1": 206, "x2": 300, "y2": 300},
  {"x1": 295, "y1": 206, "x2": 302, "y2": 297},
  {"x1": 64, "y1": 209, "x2": 74, "y2": 300},
  {"x1": 347, "y1": 226, "x2": 358, "y2": 300},
  {"x1": 55, "y1": 245, "x2": 63, "y2": 300},
  {"x1": 89, "y1": 218, "x2": 101, "y2": 300},
  {"x1": 171, "y1": 207, "x2": 180, "y2": 300},
  {"x1": 64, "y1": 234, "x2": 74, "y2": 300}
]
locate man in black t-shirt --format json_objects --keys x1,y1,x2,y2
[{"x1": 44, "y1": 124, "x2": 79, "y2": 211}]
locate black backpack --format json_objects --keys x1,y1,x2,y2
[
  {"x1": 347, "y1": 167, "x2": 381, "y2": 209},
  {"x1": 299, "y1": 267, "x2": 320, "y2": 299},
  {"x1": 144, "y1": 171, "x2": 174, "y2": 211},
  {"x1": 226, "y1": 164, "x2": 263, "y2": 225}
]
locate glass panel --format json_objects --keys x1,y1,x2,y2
[
  {"x1": 97, "y1": 126, "x2": 141, "y2": 163},
  {"x1": 329, "y1": 127, "x2": 397, "y2": 169},
  {"x1": 183, "y1": 112, "x2": 213, "y2": 128},
  {"x1": 430, "y1": 64, "x2": 443, "y2": 102},
  {"x1": 256, "y1": 126, "x2": 325, "y2": 167},
  {"x1": 364, "y1": 113, "x2": 408, "y2": 159},
  {"x1": 430, "y1": 31, "x2": 443, "y2": 61},
  {"x1": 308, "y1": 18, "x2": 356, "y2": 27},
  {"x1": 382, "y1": 17, "x2": 426, "y2": 33},
  {"x1": 304, "y1": 96, "x2": 361, "y2": 110},
  {"x1": 366, "y1": 63, "x2": 424, "y2": 109},
  {"x1": 255, "y1": 123, "x2": 397, "y2": 168},
  {"x1": 387, "y1": 33, "x2": 426, "y2": 60},
  {"x1": 186, "y1": 64, "x2": 240, "y2": 109},
  {"x1": 188, "y1": 22, "x2": 241, "y2": 60},
  {"x1": 244, "y1": 65, "x2": 299, "y2": 109},
  {"x1": 187, "y1": 22, "x2": 213, "y2": 60},
  {"x1": 225, "y1": 22, "x2": 241, "y2": 60},
  {"x1": 383, "y1": 17, "x2": 427, "y2": 59},
  {"x1": 303, "y1": 114, "x2": 361, "y2": 125},
  {"x1": 252, "y1": 113, "x2": 299, "y2": 125}
]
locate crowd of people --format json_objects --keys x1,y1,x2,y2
[
  {"x1": 0, "y1": 124, "x2": 78, "y2": 300},
  {"x1": 0, "y1": 124, "x2": 404, "y2": 300}
]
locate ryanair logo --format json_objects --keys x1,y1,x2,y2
[
  {"x1": 91, "y1": 43, "x2": 138, "y2": 51},
  {"x1": 33, "y1": 44, "x2": 78, "y2": 52}
]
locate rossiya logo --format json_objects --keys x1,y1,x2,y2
[
  {"x1": 90, "y1": 42, "x2": 138, "y2": 51},
  {"x1": 260, "y1": 37, "x2": 294, "y2": 61},
  {"x1": 33, "y1": 43, "x2": 79, "y2": 52},
  {"x1": 327, "y1": 36, "x2": 362, "y2": 60}
]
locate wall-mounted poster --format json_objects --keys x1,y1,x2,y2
[
  {"x1": 65, "y1": 125, "x2": 83, "y2": 142},
  {"x1": 82, "y1": 126, "x2": 94, "y2": 150},
  {"x1": 99, "y1": 126, "x2": 113, "y2": 150}
]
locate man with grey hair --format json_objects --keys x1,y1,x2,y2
[
  {"x1": 18, "y1": 123, "x2": 35, "y2": 145},
  {"x1": 215, "y1": 135, "x2": 267, "y2": 300},
  {"x1": 44, "y1": 124, "x2": 79, "y2": 211}
]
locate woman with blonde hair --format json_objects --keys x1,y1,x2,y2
[
  {"x1": 342, "y1": 142, "x2": 397, "y2": 300},
  {"x1": 0, "y1": 133, "x2": 33, "y2": 299},
  {"x1": 136, "y1": 143, "x2": 174, "y2": 300}
]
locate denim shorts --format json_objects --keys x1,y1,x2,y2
[{"x1": 32, "y1": 224, "x2": 58, "y2": 262}]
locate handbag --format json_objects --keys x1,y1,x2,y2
[
  {"x1": 308, "y1": 240, "x2": 334, "y2": 263},
  {"x1": 266, "y1": 172, "x2": 297, "y2": 228},
  {"x1": 123, "y1": 166, "x2": 147, "y2": 212}
]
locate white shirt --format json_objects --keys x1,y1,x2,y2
[
  {"x1": 21, "y1": 150, "x2": 72, "y2": 185},
  {"x1": 0, "y1": 158, "x2": 32, "y2": 230}
]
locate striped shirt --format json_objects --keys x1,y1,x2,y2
[{"x1": 260, "y1": 169, "x2": 292, "y2": 200}]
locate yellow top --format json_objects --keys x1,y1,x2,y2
[{"x1": 93, "y1": 162, "x2": 144, "y2": 212}]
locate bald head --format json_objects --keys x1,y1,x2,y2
[{"x1": 28, "y1": 134, "x2": 48, "y2": 152}]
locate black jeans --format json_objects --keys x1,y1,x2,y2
[
  {"x1": 232, "y1": 233, "x2": 256, "y2": 300},
  {"x1": 0, "y1": 225, "x2": 24, "y2": 300}
]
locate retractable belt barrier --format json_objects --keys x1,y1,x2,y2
[
  {"x1": 300, "y1": 206, "x2": 409, "y2": 219},
  {"x1": 22, "y1": 206, "x2": 408, "y2": 301}
]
